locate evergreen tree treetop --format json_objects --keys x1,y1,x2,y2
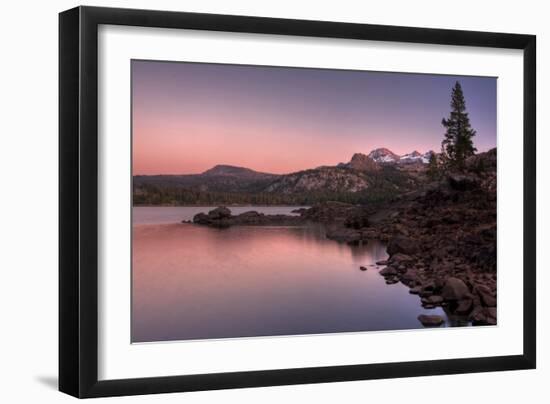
[{"x1": 441, "y1": 81, "x2": 477, "y2": 170}]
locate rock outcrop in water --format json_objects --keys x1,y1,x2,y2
[{"x1": 191, "y1": 207, "x2": 306, "y2": 228}]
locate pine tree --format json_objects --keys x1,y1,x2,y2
[
  {"x1": 441, "y1": 81, "x2": 477, "y2": 170},
  {"x1": 426, "y1": 152, "x2": 439, "y2": 180}
]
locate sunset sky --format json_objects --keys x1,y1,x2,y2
[{"x1": 132, "y1": 60, "x2": 496, "y2": 175}]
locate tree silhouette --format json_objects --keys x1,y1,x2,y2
[{"x1": 441, "y1": 81, "x2": 477, "y2": 170}]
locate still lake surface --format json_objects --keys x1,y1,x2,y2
[{"x1": 132, "y1": 206, "x2": 450, "y2": 342}]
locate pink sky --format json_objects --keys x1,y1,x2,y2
[
  {"x1": 133, "y1": 118, "x2": 439, "y2": 175},
  {"x1": 132, "y1": 61, "x2": 496, "y2": 175}
]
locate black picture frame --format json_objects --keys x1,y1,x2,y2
[{"x1": 59, "y1": 5, "x2": 536, "y2": 398}]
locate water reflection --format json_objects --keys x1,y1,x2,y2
[{"x1": 132, "y1": 207, "x2": 450, "y2": 343}]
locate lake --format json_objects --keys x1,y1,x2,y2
[{"x1": 132, "y1": 206, "x2": 451, "y2": 342}]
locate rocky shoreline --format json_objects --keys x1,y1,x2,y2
[{"x1": 189, "y1": 150, "x2": 497, "y2": 328}]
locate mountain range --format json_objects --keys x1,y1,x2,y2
[{"x1": 133, "y1": 148, "x2": 433, "y2": 205}]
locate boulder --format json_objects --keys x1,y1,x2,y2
[
  {"x1": 207, "y1": 206, "x2": 232, "y2": 219},
  {"x1": 417, "y1": 314, "x2": 445, "y2": 327},
  {"x1": 409, "y1": 286, "x2": 422, "y2": 295},
  {"x1": 426, "y1": 295, "x2": 444, "y2": 305},
  {"x1": 389, "y1": 253, "x2": 414, "y2": 264},
  {"x1": 379, "y1": 266, "x2": 398, "y2": 277},
  {"x1": 441, "y1": 277, "x2": 471, "y2": 301},
  {"x1": 401, "y1": 268, "x2": 419, "y2": 284},
  {"x1": 359, "y1": 266, "x2": 367, "y2": 271},
  {"x1": 387, "y1": 237, "x2": 419, "y2": 256}
]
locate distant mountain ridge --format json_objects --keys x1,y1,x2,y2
[
  {"x1": 134, "y1": 164, "x2": 278, "y2": 195},
  {"x1": 133, "y1": 147, "x2": 436, "y2": 205},
  {"x1": 202, "y1": 164, "x2": 276, "y2": 179}
]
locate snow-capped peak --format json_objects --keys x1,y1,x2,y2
[
  {"x1": 366, "y1": 148, "x2": 434, "y2": 165},
  {"x1": 367, "y1": 148, "x2": 400, "y2": 163},
  {"x1": 400, "y1": 150, "x2": 435, "y2": 164}
]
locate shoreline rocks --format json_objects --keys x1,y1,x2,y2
[{"x1": 368, "y1": 160, "x2": 497, "y2": 325}]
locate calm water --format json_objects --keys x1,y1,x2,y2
[{"x1": 132, "y1": 206, "x2": 449, "y2": 343}]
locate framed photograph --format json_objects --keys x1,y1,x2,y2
[{"x1": 59, "y1": 6, "x2": 536, "y2": 398}]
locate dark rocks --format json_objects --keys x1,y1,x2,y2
[
  {"x1": 300, "y1": 201, "x2": 363, "y2": 223},
  {"x1": 325, "y1": 226, "x2": 361, "y2": 243},
  {"x1": 486, "y1": 307, "x2": 497, "y2": 323},
  {"x1": 208, "y1": 206, "x2": 231, "y2": 219},
  {"x1": 291, "y1": 207, "x2": 308, "y2": 215},
  {"x1": 448, "y1": 174, "x2": 480, "y2": 191},
  {"x1": 441, "y1": 277, "x2": 471, "y2": 301},
  {"x1": 393, "y1": 223, "x2": 410, "y2": 236},
  {"x1": 379, "y1": 266, "x2": 398, "y2": 277},
  {"x1": 421, "y1": 282, "x2": 436, "y2": 293},
  {"x1": 418, "y1": 314, "x2": 445, "y2": 327},
  {"x1": 409, "y1": 286, "x2": 422, "y2": 295},
  {"x1": 478, "y1": 290, "x2": 497, "y2": 307},
  {"x1": 425, "y1": 295, "x2": 444, "y2": 305},
  {"x1": 466, "y1": 148, "x2": 497, "y2": 172},
  {"x1": 345, "y1": 211, "x2": 370, "y2": 229},
  {"x1": 192, "y1": 212, "x2": 211, "y2": 225},
  {"x1": 388, "y1": 253, "x2": 414, "y2": 265},
  {"x1": 385, "y1": 277, "x2": 399, "y2": 285},
  {"x1": 359, "y1": 266, "x2": 367, "y2": 271},
  {"x1": 469, "y1": 306, "x2": 488, "y2": 325},
  {"x1": 454, "y1": 299, "x2": 473, "y2": 315},
  {"x1": 401, "y1": 268, "x2": 419, "y2": 284},
  {"x1": 192, "y1": 207, "x2": 306, "y2": 227},
  {"x1": 193, "y1": 206, "x2": 232, "y2": 226},
  {"x1": 468, "y1": 304, "x2": 497, "y2": 325},
  {"x1": 387, "y1": 237, "x2": 419, "y2": 256}
]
